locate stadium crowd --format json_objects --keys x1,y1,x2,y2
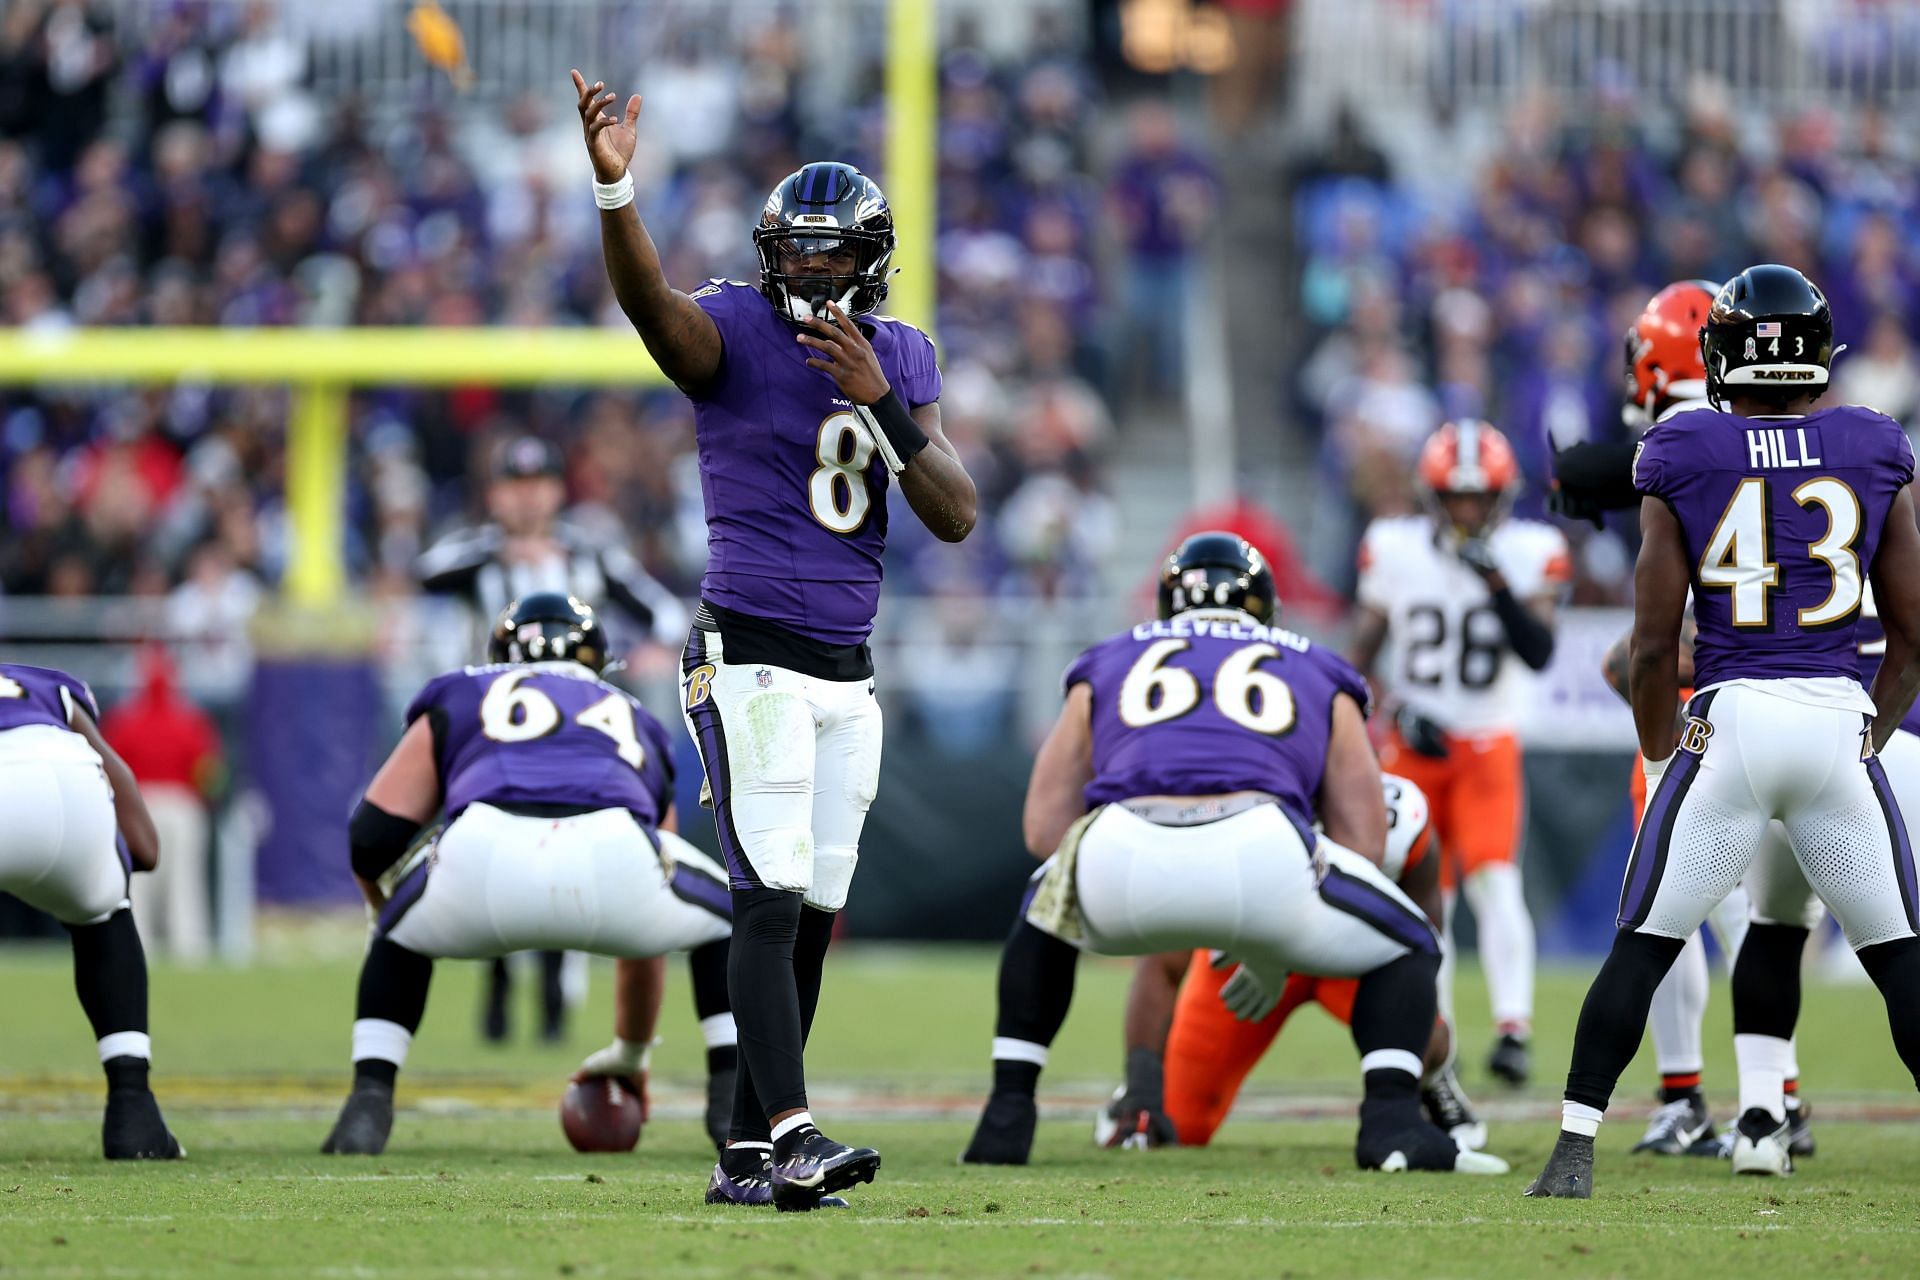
[
  {"x1": 1293, "y1": 86, "x2": 1920, "y2": 601},
  {"x1": 0, "y1": 1, "x2": 1174, "y2": 617}
]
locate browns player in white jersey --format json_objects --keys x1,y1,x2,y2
[{"x1": 1352, "y1": 420, "x2": 1570, "y2": 1086}]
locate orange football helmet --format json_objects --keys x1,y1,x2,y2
[
  {"x1": 1624, "y1": 279, "x2": 1717, "y2": 426},
  {"x1": 1418, "y1": 420, "x2": 1518, "y2": 537}
]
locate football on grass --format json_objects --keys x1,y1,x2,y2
[{"x1": 560, "y1": 1077, "x2": 643, "y2": 1153}]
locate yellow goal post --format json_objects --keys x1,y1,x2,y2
[{"x1": 0, "y1": 0, "x2": 937, "y2": 613}]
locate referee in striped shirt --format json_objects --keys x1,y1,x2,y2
[{"x1": 416, "y1": 435, "x2": 688, "y2": 1043}]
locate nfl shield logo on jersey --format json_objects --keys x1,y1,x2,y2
[{"x1": 755, "y1": 667, "x2": 774, "y2": 689}]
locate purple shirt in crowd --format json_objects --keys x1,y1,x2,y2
[{"x1": 688, "y1": 280, "x2": 942, "y2": 646}]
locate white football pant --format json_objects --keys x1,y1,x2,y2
[{"x1": 0, "y1": 725, "x2": 128, "y2": 925}]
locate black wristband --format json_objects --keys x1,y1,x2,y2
[
  {"x1": 349, "y1": 799, "x2": 424, "y2": 882},
  {"x1": 867, "y1": 389, "x2": 930, "y2": 463}
]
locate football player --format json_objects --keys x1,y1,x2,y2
[
  {"x1": 1098, "y1": 774, "x2": 1485, "y2": 1151},
  {"x1": 1529, "y1": 265, "x2": 1920, "y2": 1197},
  {"x1": 320, "y1": 595, "x2": 738, "y2": 1159},
  {"x1": 571, "y1": 70, "x2": 977, "y2": 1210},
  {"x1": 0, "y1": 663, "x2": 181, "y2": 1158},
  {"x1": 1351, "y1": 420, "x2": 1571, "y2": 1085},
  {"x1": 959, "y1": 533, "x2": 1507, "y2": 1174}
]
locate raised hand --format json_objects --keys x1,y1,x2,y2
[{"x1": 570, "y1": 69, "x2": 639, "y2": 183}]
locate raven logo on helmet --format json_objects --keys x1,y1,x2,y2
[{"x1": 753, "y1": 162, "x2": 897, "y2": 326}]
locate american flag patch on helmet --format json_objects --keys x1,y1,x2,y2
[{"x1": 1756, "y1": 321, "x2": 1783, "y2": 338}]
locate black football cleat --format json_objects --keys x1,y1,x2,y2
[
  {"x1": 1487, "y1": 1033, "x2": 1531, "y2": 1087},
  {"x1": 1785, "y1": 1099, "x2": 1815, "y2": 1158},
  {"x1": 1523, "y1": 1131, "x2": 1595, "y2": 1198},
  {"x1": 770, "y1": 1131, "x2": 880, "y2": 1213},
  {"x1": 1633, "y1": 1093, "x2": 1715, "y2": 1155},
  {"x1": 1420, "y1": 1065, "x2": 1489, "y2": 1151},
  {"x1": 102, "y1": 1084, "x2": 185, "y2": 1160},
  {"x1": 321, "y1": 1083, "x2": 395, "y2": 1155},
  {"x1": 1730, "y1": 1107, "x2": 1793, "y2": 1177},
  {"x1": 704, "y1": 1066, "x2": 736, "y2": 1153},
  {"x1": 960, "y1": 1090, "x2": 1037, "y2": 1166},
  {"x1": 1357, "y1": 1116, "x2": 1508, "y2": 1174},
  {"x1": 706, "y1": 1147, "x2": 846, "y2": 1208}
]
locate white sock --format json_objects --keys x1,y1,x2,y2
[
  {"x1": 770, "y1": 1111, "x2": 814, "y2": 1143},
  {"x1": 1435, "y1": 891, "x2": 1458, "y2": 1026},
  {"x1": 1463, "y1": 864, "x2": 1535, "y2": 1031},
  {"x1": 1360, "y1": 1048, "x2": 1423, "y2": 1080},
  {"x1": 1561, "y1": 1101, "x2": 1604, "y2": 1137},
  {"x1": 699, "y1": 1013, "x2": 738, "y2": 1049},
  {"x1": 1736, "y1": 1034, "x2": 1793, "y2": 1124},
  {"x1": 98, "y1": 1031, "x2": 151, "y2": 1063},
  {"x1": 351, "y1": 1018, "x2": 413, "y2": 1070},
  {"x1": 1648, "y1": 931, "x2": 1709, "y2": 1076},
  {"x1": 991, "y1": 1037, "x2": 1049, "y2": 1067}
]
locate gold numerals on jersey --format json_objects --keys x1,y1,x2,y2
[
  {"x1": 1678, "y1": 715, "x2": 1714, "y2": 755},
  {"x1": 685, "y1": 664, "x2": 717, "y2": 710}
]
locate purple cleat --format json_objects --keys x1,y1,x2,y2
[
  {"x1": 770, "y1": 1131, "x2": 880, "y2": 1213},
  {"x1": 706, "y1": 1146, "x2": 848, "y2": 1208}
]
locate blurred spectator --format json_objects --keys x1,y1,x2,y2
[
  {"x1": 100, "y1": 645, "x2": 223, "y2": 962},
  {"x1": 1836, "y1": 310, "x2": 1920, "y2": 430},
  {"x1": 1106, "y1": 101, "x2": 1218, "y2": 404}
]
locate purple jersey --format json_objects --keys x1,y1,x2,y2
[
  {"x1": 1635, "y1": 405, "x2": 1916, "y2": 692},
  {"x1": 1066, "y1": 615, "x2": 1373, "y2": 832},
  {"x1": 689, "y1": 279, "x2": 942, "y2": 646},
  {"x1": 406, "y1": 663, "x2": 675, "y2": 829},
  {"x1": 0, "y1": 663, "x2": 99, "y2": 734}
]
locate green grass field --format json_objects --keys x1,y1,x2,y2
[{"x1": 3, "y1": 929, "x2": 1918, "y2": 1278}]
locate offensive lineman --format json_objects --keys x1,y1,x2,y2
[
  {"x1": 960, "y1": 533, "x2": 1506, "y2": 1174},
  {"x1": 320, "y1": 596, "x2": 738, "y2": 1156},
  {"x1": 1529, "y1": 265, "x2": 1920, "y2": 1197},
  {"x1": 1100, "y1": 774, "x2": 1485, "y2": 1151},
  {"x1": 0, "y1": 663, "x2": 182, "y2": 1159},
  {"x1": 1352, "y1": 421, "x2": 1571, "y2": 1084},
  {"x1": 571, "y1": 72, "x2": 978, "y2": 1209}
]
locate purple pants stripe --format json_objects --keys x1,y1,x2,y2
[
  {"x1": 669, "y1": 861, "x2": 735, "y2": 922},
  {"x1": 1318, "y1": 863, "x2": 1439, "y2": 956},
  {"x1": 1619, "y1": 690, "x2": 1717, "y2": 930},
  {"x1": 375, "y1": 859, "x2": 432, "y2": 936},
  {"x1": 1866, "y1": 754, "x2": 1920, "y2": 934},
  {"x1": 682, "y1": 628, "x2": 760, "y2": 891}
]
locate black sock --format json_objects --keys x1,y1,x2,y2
[
  {"x1": 1350, "y1": 951, "x2": 1439, "y2": 1059},
  {"x1": 688, "y1": 937, "x2": 732, "y2": 1022},
  {"x1": 707, "y1": 1044, "x2": 738, "y2": 1077},
  {"x1": 65, "y1": 909, "x2": 148, "y2": 1044},
  {"x1": 1732, "y1": 923, "x2": 1807, "y2": 1039},
  {"x1": 1564, "y1": 930, "x2": 1686, "y2": 1111},
  {"x1": 1359, "y1": 1065, "x2": 1423, "y2": 1131},
  {"x1": 993, "y1": 1059, "x2": 1042, "y2": 1096},
  {"x1": 772, "y1": 1120, "x2": 820, "y2": 1163},
  {"x1": 104, "y1": 1056, "x2": 150, "y2": 1093},
  {"x1": 730, "y1": 1057, "x2": 772, "y2": 1144},
  {"x1": 1857, "y1": 936, "x2": 1920, "y2": 1092},
  {"x1": 993, "y1": 920, "x2": 1079, "y2": 1048},
  {"x1": 539, "y1": 950, "x2": 566, "y2": 1032},
  {"x1": 729, "y1": 888, "x2": 807, "y2": 1120},
  {"x1": 356, "y1": 937, "x2": 434, "y2": 1030},
  {"x1": 353, "y1": 1059, "x2": 399, "y2": 1090},
  {"x1": 796, "y1": 906, "x2": 835, "y2": 1041},
  {"x1": 1660, "y1": 1083, "x2": 1703, "y2": 1105}
]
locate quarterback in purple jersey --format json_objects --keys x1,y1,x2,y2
[
  {"x1": 0, "y1": 663, "x2": 181, "y2": 1158},
  {"x1": 320, "y1": 596, "x2": 739, "y2": 1158},
  {"x1": 960, "y1": 534, "x2": 1507, "y2": 1175},
  {"x1": 572, "y1": 69, "x2": 977, "y2": 1209},
  {"x1": 1531, "y1": 265, "x2": 1920, "y2": 1199}
]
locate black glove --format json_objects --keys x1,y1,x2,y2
[
  {"x1": 1547, "y1": 481, "x2": 1605, "y2": 530},
  {"x1": 1455, "y1": 536, "x2": 1501, "y2": 578},
  {"x1": 1394, "y1": 705, "x2": 1451, "y2": 759}
]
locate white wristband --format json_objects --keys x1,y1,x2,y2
[{"x1": 593, "y1": 172, "x2": 634, "y2": 211}]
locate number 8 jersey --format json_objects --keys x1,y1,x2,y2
[
  {"x1": 1634, "y1": 404, "x2": 1915, "y2": 698},
  {"x1": 406, "y1": 662, "x2": 676, "y2": 829},
  {"x1": 1066, "y1": 613, "x2": 1373, "y2": 834},
  {"x1": 1355, "y1": 516, "x2": 1571, "y2": 735},
  {"x1": 688, "y1": 279, "x2": 942, "y2": 647}
]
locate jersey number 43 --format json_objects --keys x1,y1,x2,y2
[{"x1": 1700, "y1": 477, "x2": 1861, "y2": 629}]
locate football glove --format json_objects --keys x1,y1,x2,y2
[
  {"x1": 1220, "y1": 963, "x2": 1280, "y2": 1023},
  {"x1": 575, "y1": 1038, "x2": 656, "y2": 1122},
  {"x1": 1546, "y1": 481, "x2": 1605, "y2": 530},
  {"x1": 1393, "y1": 706, "x2": 1451, "y2": 760},
  {"x1": 1455, "y1": 536, "x2": 1502, "y2": 578}
]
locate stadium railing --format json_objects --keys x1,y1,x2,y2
[{"x1": 1296, "y1": 0, "x2": 1920, "y2": 111}]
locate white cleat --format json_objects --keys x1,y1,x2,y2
[
  {"x1": 1453, "y1": 1149, "x2": 1511, "y2": 1175},
  {"x1": 1730, "y1": 1108, "x2": 1793, "y2": 1177}
]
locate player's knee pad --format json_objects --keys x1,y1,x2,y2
[
  {"x1": 804, "y1": 843, "x2": 858, "y2": 913},
  {"x1": 729, "y1": 691, "x2": 815, "y2": 795}
]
